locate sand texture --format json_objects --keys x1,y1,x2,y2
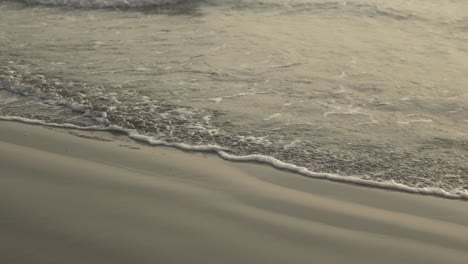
[{"x1": 1, "y1": 121, "x2": 468, "y2": 264}]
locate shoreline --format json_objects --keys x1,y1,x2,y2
[
  {"x1": 1, "y1": 120, "x2": 468, "y2": 263},
  {"x1": 2, "y1": 116, "x2": 467, "y2": 200}
]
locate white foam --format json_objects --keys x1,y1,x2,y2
[
  {"x1": 69, "y1": 102, "x2": 88, "y2": 113},
  {"x1": 264, "y1": 113, "x2": 281, "y2": 121},
  {"x1": 283, "y1": 139, "x2": 300, "y2": 150},
  {"x1": 192, "y1": 92, "x2": 256, "y2": 104},
  {"x1": 1, "y1": 115, "x2": 467, "y2": 200},
  {"x1": 0, "y1": 115, "x2": 109, "y2": 130},
  {"x1": 216, "y1": 151, "x2": 466, "y2": 199},
  {"x1": 397, "y1": 119, "x2": 433, "y2": 125}
]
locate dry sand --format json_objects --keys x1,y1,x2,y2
[{"x1": 1, "y1": 121, "x2": 467, "y2": 264}]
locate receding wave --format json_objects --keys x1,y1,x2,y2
[
  {"x1": 1, "y1": 114, "x2": 468, "y2": 200},
  {"x1": 2, "y1": 0, "x2": 468, "y2": 200},
  {"x1": 2, "y1": 56, "x2": 468, "y2": 199}
]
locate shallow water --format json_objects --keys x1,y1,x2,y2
[{"x1": 1, "y1": 0, "x2": 467, "y2": 195}]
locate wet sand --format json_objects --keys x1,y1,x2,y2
[{"x1": 1, "y1": 121, "x2": 468, "y2": 264}]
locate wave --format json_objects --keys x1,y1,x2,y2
[
  {"x1": 20, "y1": 0, "x2": 183, "y2": 8},
  {"x1": 2, "y1": 59, "x2": 468, "y2": 200},
  {"x1": 10, "y1": 0, "x2": 457, "y2": 25},
  {"x1": 1, "y1": 114, "x2": 468, "y2": 200}
]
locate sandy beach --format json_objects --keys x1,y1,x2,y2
[{"x1": 1, "y1": 121, "x2": 467, "y2": 264}]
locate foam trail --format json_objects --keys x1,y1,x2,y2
[
  {"x1": 0, "y1": 116, "x2": 109, "y2": 131},
  {"x1": 1, "y1": 115, "x2": 467, "y2": 200},
  {"x1": 216, "y1": 151, "x2": 468, "y2": 199},
  {"x1": 128, "y1": 132, "x2": 229, "y2": 152}
]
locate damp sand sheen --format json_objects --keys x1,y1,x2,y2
[
  {"x1": 1, "y1": 0, "x2": 468, "y2": 262},
  {"x1": 1, "y1": 121, "x2": 468, "y2": 264}
]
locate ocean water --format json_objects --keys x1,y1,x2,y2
[{"x1": 1, "y1": 0, "x2": 467, "y2": 198}]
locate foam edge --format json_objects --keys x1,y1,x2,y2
[{"x1": 1, "y1": 115, "x2": 467, "y2": 200}]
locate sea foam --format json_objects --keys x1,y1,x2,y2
[{"x1": 1, "y1": 115, "x2": 467, "y2": 200}]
